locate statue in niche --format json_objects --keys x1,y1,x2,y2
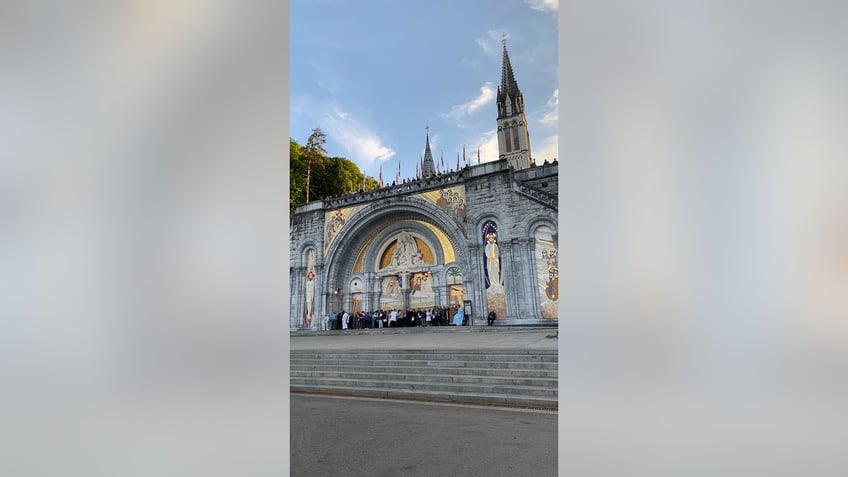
[
  {"x1": 389, "y1": 231, "x2": 424, "y2": 268},
  {"x1": 304, "y1": 269, "x2": 315, "y2": 328}
]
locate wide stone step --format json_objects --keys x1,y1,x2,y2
[
  {"x1": 290, "y1": 353, "x2": 558, "y2": 363},
  {"x1": 290, "y1": 385, "x2": 558, "y2": 410},
  {"x1": 289, "y1": 377, "x2": 558, "y2": 398},
  {"x1": 290, "y1": 370, "x2": 557, "y2": 388},
  {"x1": 291, "y1": 354, "x2": 558, "y2": 362},
  {"x1": 289, "y1": 364, "x2": 558, "y2": 378},
  {"x1": 291, "y1": 348, "x2": 558, "y2": 356},
  {"x1": 290, "y1": 359, "x2": 558, "y2": 370}
]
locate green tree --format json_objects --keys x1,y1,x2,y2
[
  {"x1": 289, "y1": 138, "x2": 306, "y2": 214},
  {"x1": 289, "y1": 130, "x2": 381, "y2": 213},
  {"x1": 303, "y1": 127, "x2": 327, "y2": 203}
]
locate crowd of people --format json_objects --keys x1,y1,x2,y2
[{"x1": 322, "y1": 306, "x2": 467, "y2": 331}]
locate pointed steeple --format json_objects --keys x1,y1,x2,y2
[
  {"x1": 497, "y1": 37, "x2": 525, "y2": 119},
  {"x1": 500, "y1": 37, "x2": 520, "y2": 96},
  {"x1": 421, "y1": 127, "x2": 436, "y2": 178},
  {"x1": 495, "y1": 37, "x2": 532, "y2": 170}
]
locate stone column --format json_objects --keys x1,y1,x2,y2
[
  {"x1": 372, "y1": 275, "x2": 382, "y2": 311},
  {"x1": 291, "y1": 266, "x2": 305, "y2": 330},
  {"x1": 433, "y1": 284, "x2": 448, "y2": 307},
  {"x1": 524, "y1": 237, "x2": 542, "y2": 319},
  {"x1": 401, "y1": 289, "x2": 411, "y2": 311},
  {"x1": 501, "y1": 240, "x2": 517, "y2": 320},
  {"x1": 508, "y1": 238, "x2": 530, "y2": 321}
]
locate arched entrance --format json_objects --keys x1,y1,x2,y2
[{"x1": 322, "y1": 198, "x2": 472, "y2": 317}]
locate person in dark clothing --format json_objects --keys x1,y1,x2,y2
[{"x1": 487, "y1": 310, "x2": 497, "y2": 325}]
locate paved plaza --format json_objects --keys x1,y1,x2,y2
[{"x1": 290, "y1": 393, "x2": 557, "y2": 477}]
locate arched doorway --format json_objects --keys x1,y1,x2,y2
[{"x1": 322, "y1": 198, "x2": 472, "y2": 318}]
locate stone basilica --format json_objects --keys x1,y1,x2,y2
[{"x1": 290, "y1": 44, "x2": 558, "y2": 329}]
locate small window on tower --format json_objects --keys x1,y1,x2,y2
[{"x1": 504, "y1": 130, "x2": 512, "y2": 152}]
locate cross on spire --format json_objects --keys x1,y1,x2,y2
[{"x1": 425, "y1": 125, "x2": 429, "y2": 136}]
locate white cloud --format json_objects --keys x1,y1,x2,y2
[
  {"x1": 441, "y1": 82, "x2": 496, "y2": 125},
  {"x1": 476, "y1": 30, "x2": 509, "y2": 58},
  {"x1": 321, "y1": 105, "x2": 396, "y2": 169},
  {"x1": 539, "y1": 88, "x2": 558, "y2": 126},
  {"x1": 533, "y1": 134, "x2": 559, "y2": 163},
  {"x1": 524, "y1": 0, "x2": 558, "y2": 13},
  {"x1": 463, "y1": 129, "x2": 500, "y2": 164}
]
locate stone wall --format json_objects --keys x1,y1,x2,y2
[{"x1": 290, "y1": 159, "x2": 558, "y2": 330}]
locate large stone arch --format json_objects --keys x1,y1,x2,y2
[
  {"x1": 525, "y1": 216, "x2": 559, "y2": 320},
  {"x1": 322, "y1": 196, "x2": 474, "y2": 315},
  {"x1": 291, "y1": 241, "x2": 322, "y2": 330}
]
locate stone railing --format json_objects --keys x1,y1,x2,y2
[
  {"x1": 513, "y1": 181, "x2": 558, "y2": 210},
  {"x1": 321, "y1": 170, "x2": 467, "y2": 209}
]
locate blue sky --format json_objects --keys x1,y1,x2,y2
[{"x1": 291, "y1": 0, "x2": 558, "y2": 183}]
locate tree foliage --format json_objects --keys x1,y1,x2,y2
[{"x1": 289, "y1": 129, "x2": 379, "y2": 214}]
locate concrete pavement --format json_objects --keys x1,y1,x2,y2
[{"x1": 290, "y1": 393, "x2": 557, "y2": 477}]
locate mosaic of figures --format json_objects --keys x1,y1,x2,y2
[
  {"x1": 534, "y1": 225, "x2": 558, "y2": 319},
  {"x1": 415, "y1": 185, "x2": 467, "y2": 225},
  {"x1": 408, "y1": 271, "x2": 435, "y2": 309},
  {"x1": 323, "y1": 205, "x2": 365, "y2": 257},
  {"x1": 380, "y1": 274, "x2": 403, "y2": 309},
  {"x1": 482, "y1": 221, "x2": 507, "y2": 319}
]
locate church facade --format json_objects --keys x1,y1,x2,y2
[{"x1": 290, "y1": 44, "x2": 558, "y2": 329}]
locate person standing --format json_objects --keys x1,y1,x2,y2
[
  {"x1": 453, "y1": 305, "x2": 464, "y2": 326},
  {"x1": 389, "y1": 309, "x2": 398, "y2": 327},
  {"x1": 342, "y1": 310, "x2": 350, "y2": 330},
  {"x1": 330, "y1": 312, "x2": 338, "y2": 330}
]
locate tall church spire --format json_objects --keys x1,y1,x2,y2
[
  {"x1": 496, "y1": 38, "x2": 532, "y2": 170},
  {"x1": 499, "y1": 37, "x2": 520, "y2": 99},
  {"x1": 422, "y1": 127, "x2": 436, "y2": 178},
  {"x1": 497, "y1": 38, "x2": 525, "y2": 119}
]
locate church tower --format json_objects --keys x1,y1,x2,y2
[
  {"x1": 421, "y1": 128, "x2": 437, "y2": 178},
  {"x1": 496, "y1": 39, "x2": 532, "y2": 170}
]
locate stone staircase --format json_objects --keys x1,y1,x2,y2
[{"x1": 290, "y1": 348, "x2": 558, "y2": 410}]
